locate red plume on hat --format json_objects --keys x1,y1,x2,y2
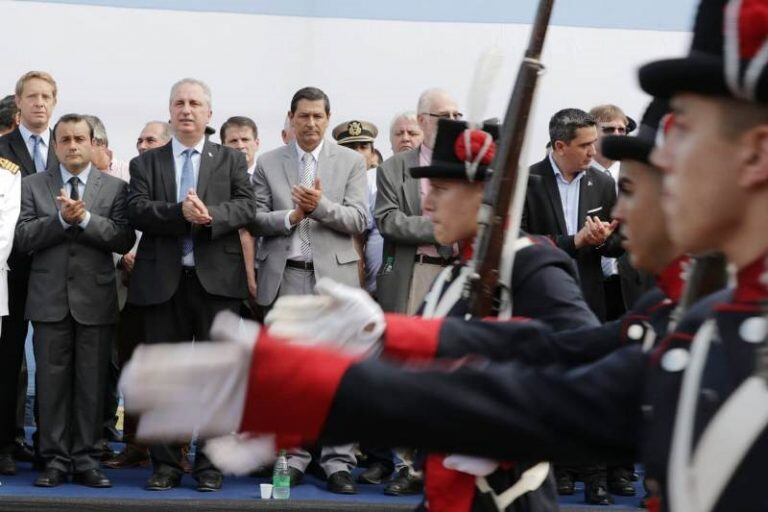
[
  {"x1": 454, "y1": 129, "x2": 496, "y2": 166},
  {"x1": 725, "y1": 0, "x2": 768, "y2": 100}
]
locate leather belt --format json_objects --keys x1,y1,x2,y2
[
  {"x1": 286, "y1": 260, "x2": 314, "y2": 271},
  {"x1": 414, "y1": 254, "x2": 455, "y2": 267}
]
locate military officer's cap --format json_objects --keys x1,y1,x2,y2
[
  {"x1": 410, "y1": 118, "x2": 499, "y2": 182},
  {"x1": 639, "y1": 0, "x2": 768, "y2": 104},
  {"x1": 332, "y1": 120, "x2": 378, "y2": 145}
]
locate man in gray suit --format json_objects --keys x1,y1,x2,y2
[
  {"x1": 253, "y1": 86, "x2": 367, "y2": 494},
  {"x1": 15, "y1": 114, "x2": 136, "y2": 488},
  {"x1": 375, "y1": 89, "x2": 461, "y2": 314}
]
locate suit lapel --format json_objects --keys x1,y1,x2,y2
[
  {"x1": 196, "y1": 139, "x2": 216, "y2": 199},
  {"x1": 83, "y1": 168, "x2": 102, "y2": 206},
  {"x1": 403, "y1": 149, "x2": 422, "y2": 215},
  {"x1": 45, "y1": 167, "x2": 64, "y2": 206},
  {"x1": 9, "y1": 128, "x2": 36, "y2": 176},
  {"x1": 578, "y1": 170, "x2": 592, "y2": 226},
  {"x1": 316, "y1": 141, "x2": 334, "y2": 189},
  {"x1": 45, "y1": 128, "x2": 58, "y2": 172},
  {"x1": 158, "y1": 142, "x2": 176, "y2": 202},
  {"x1": 282, "y1": 143, "x2": 299, "y2": 189},
  {"x1": 538, "y1": 159, "x2": 567, "y2": 235}
]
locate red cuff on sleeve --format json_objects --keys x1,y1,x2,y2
[
  {"x1": 239, "y1": 333, "x2": 357, "y2": 444},
  {"x1": 425, "y1": 454, "x2": 476, "y2": 512},
  {"x1": 382, "y1": 314, "x2": 443, "y2": 361}
]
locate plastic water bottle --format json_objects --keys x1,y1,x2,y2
[{"x1": 272, "y1": 450, "x2": 290, "y2": 499}]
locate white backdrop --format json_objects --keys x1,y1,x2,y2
[{"x1": 1, "y1": 1, "x2": 691, "y2": 163}]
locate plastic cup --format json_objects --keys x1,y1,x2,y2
[{"x1": 260, "y1": 483, "x2": 273, "y2": 499}]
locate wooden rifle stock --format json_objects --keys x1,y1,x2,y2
[{"x1": 467, "y1": 0, "x2": 555, "y2": 317}]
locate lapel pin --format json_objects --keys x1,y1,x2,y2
[
  {"x1": 587, "y1": 180, "x2": 593, "y2": 186},
  {"x1": 208, "y1": 152, "x2": 213, "y2": 157}
]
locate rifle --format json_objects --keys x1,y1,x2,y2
[{"x1": 467, "y1": 0, "x2": 556, "y2": 317}]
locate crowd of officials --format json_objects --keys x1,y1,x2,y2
[{"x1": 0, "y1": 70, "x2": 643, "y2": 503}]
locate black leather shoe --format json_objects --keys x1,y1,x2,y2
[
  {"x1": 73, "y1": 468, "x2": 112, "y2": 488},
  {"x1": 585, "y1": 480, "x2": 613, "y2": 505},
  {"x1": 358, "y1": 461, "x2": 393, "y2": 485},
  {"x1": 146, "y1": 471, "x2": 181, "y2": 491},
  {"x1": 34, "y1": 467, "x2": 67, "y2": 487},
  {"x1": 0, "y1": 453, "x2": 16, "y2": 475},
  {"x1": 327, "y1": 470, "x2": 357, "y2": 494},
  {"x1": 384, "y1": 468, "x2": 423, "y2": 496},
  {"x1": 556, "y1": 472, "x2": 575, "y2": 495},
  {"x1": 288, "y1": 466, "x2": 304, "y2": 487},
  {"x1": 12, "y1": 437, "x2": 35, "y2": 463},
  {"x1": 608, "y1": 475, "x2": 636, "y2": 496},
  {"x1": 196, "y1": 470, "x2": 223, "y2": 492}
]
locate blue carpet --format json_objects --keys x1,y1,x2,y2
[
  {"x1": 0, "y1": 460, "x2": 420, "y2": 506},
  {"x1": 0, "y1": 459, "x2": 644, "y2": 511}
]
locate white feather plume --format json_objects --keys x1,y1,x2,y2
[{"x1": 465, "y1": 46, "x2": 505, "y2": 125}]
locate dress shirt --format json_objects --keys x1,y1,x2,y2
[
  {"x1": 284, "y1": 140, "x2": 324, "y2": 261},
  {"x1": 364, "y1": 166, "x2": 383, "y2": 293},
  {"x1": 58, "y1": 164, "x2": 92, "y2": 229},
  {"x1": 19, "y1": 123, "x2": 50, "y2": 170},
  {"x1": 416, "y1": 145, "x2": 440, "y2": 258},
  {"x1": 549, "y1": 153, "x2": 585, "y2": 237},
  {"x1": 171, "y1": 136, "x2": 205, "y2": 267},
  {"x1": 103, "y1": 159, "x2": 131, "y2": 183},
  {"x1": 592, "y1": 160, "x2": 620, "y2": 277}
]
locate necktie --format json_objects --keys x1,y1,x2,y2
[
  {"x1": 179, "y1": 149, "x2": 196, "y2": 256},
  {"x1": 68, "y1": 176, "x2": 80, "y2": 201},
  {"x1": 298, "y1": 153, "x2": 314, "y2": 260},
  {"x1": 31, "y1": 135, "x2": 46, "y2": 173}
]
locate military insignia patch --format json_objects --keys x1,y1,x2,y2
[
  {"x1": 348, "y1": 121, "x2": 363, "y2": 137},
  {"x1": 0, "y1": 157, "x2": 20, "y2": 174}
]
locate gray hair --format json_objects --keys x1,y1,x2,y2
[
  {"x1": 84, "y1": 114, "x2": 108, "y2": 146},
  {"x1": 144, "y1": 120, "x2": 172, "y2": 142},
  {"x1": 416, "y1": 88, "x2": 452, "y2": 114},
  {"x1": 169, "y1": 78, "x2": 212, "y2": 108},
  {"x1": 548, "y1": 108, "x2": 595, "y2": 145},
  {"x1": 389, "y1": 111, "x2": 418, "y2": 138}
]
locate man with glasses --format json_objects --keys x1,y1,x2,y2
[{"x1": 375, "y1": 89, "x2": 462, "y2": 317}]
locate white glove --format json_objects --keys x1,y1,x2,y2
[
  {"x1": 119, "y1": 311, "x2": 260, "y2": 442},
  {"x1": 265, "y1": 277, "x2": 386, "y2": 356},
  {"x1": 204, "y1": 433, "x2": 277, "y2": 475},
  {"x1": 443, "y1": 454, "x2": 499, "y2": 477}
]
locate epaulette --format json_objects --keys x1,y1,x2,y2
[{"x1": 0, "y1": 158, "x2": 20, "y2": 174}]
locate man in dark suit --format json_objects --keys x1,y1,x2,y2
[
  {"x1": 521, "y1": 108, "x2": 623, "y2": 505},
  {"x1": 127, "y1": 78, "x2": 255, "y2": 492},
  {"x1": 0, "y1": 71, "x2": 60, "y2": 476},
  {"x1": 15, "y1": 114, "x2": 136, "y2": 488},
  {"x1": 522, "y1": 108, "x2": 623, "y2": 322}
]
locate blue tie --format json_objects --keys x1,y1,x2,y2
[
  {"x1": 179, "y1": 148, "x2": 196, "y2": 256},
  {"x1": 31, "y1": 135, "x2": 46, "y2": 173}
]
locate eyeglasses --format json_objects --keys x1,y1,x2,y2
[
  {"x1": 424, "y1": 111, "x2": 464, "y2": 120},
  {"x1": 601, "y1": 126, "x2": 627, "y2": 135}
]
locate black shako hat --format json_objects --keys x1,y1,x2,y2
[
  {"x1": 600, "y1": 98, "x2": 670, "y2": 165},
  {"x1": 639, "y1": 0, "x2": 768, "y2": 103},
  {"x1": 410, "y1": 118, "x2": 499, "y2": 181}
]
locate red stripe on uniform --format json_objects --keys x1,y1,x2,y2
[
  {"x1": 425, "y1": 454, "x2": 476, "y2": 512},
  {"x1": 239, "y1": 333, "x2": 357, "y2": 444},
  {"x1": 382, "y1": 314, "x2": 443, "y2": 361}
]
